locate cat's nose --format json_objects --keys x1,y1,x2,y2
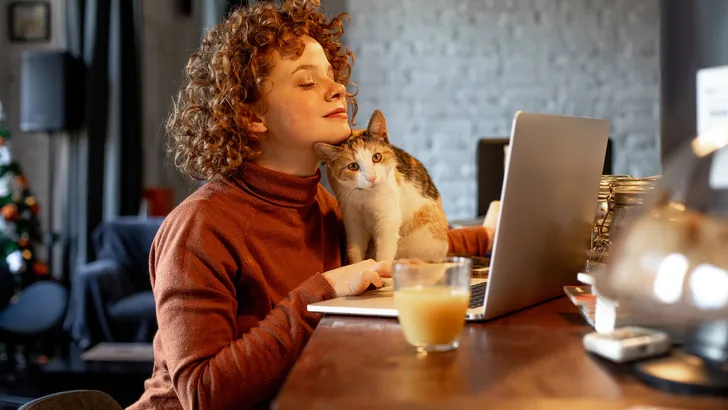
[{"x1": 368, "y1": 176, "x2": 376, "y2": 183}]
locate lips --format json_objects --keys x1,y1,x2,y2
[{"x1": 324, "y1": 107, "x2": 347, "y2": 118}]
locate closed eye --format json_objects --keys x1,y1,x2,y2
[
  {"x1": 372, "y1": 153, "x2": 382, "y2": 163},
  {"x1": 347, "y1": 163, "x2": 359, "y2": 171},
  {"x1": 299, "y1": 82, "x2": 315, "y2": 89}
]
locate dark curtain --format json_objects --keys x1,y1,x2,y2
[
  {"x1": 63, "y1": 0, "x2": 143, "y2": 345},
  {"x1": 119, "y1": 0, "x2": 143, "y2": 216},
  {"x1": 63, "y1": 0, "x2": 143, "y2": 278},
  {"x1": 64, "y1": 0, "x2": 109, "y2": 281}
]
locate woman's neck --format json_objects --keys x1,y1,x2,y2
[{"x1": 253, "y1": 148, "x2": 320, "y2": 177}]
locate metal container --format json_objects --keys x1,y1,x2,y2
[
  {"x1": 587, "y1": 175, "x2": 659, "y2": 270},
  {"x1": 610, "y1": 185, "x2": 656, "y2": 241}
]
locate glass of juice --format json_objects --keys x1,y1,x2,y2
[{"x1": 393, "y1": 257, "x2": 472, "y2": 353}]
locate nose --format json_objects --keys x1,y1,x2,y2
[
  {"x1": 368, "y1": 175, "x2": 376, "y2": 183},
  {"x1": 325, "y1": 80, "x2": 346, "y2": 102}
]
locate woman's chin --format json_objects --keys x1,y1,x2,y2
[{"x1": 322, "y1": 127, "x2": 352, "y2": 145}]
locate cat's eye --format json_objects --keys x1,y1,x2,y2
[
  {"x1": 372, "y1": 153, "x2": 382, "y2": 163},
  {"x1": 347, "y1": 163, "x2": 360, "y2": 171}
]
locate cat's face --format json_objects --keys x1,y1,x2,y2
[{"x1": 315, "y1": 110, "x2": 396, "y2": 190}]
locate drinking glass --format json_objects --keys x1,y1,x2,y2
[{"x1": 393, "y1": 257, "x2": 472, "y2": 353}]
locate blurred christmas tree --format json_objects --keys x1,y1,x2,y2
[{"x1": 0, "y1": 100, "x2": 49, "y2": 291}]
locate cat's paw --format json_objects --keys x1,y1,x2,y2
[
  {"x1": 375, "y1": 249, "x2": 397, "y2": 262},
  {"x1": 347, "y1": 247, "x2": 366, "y2": 264}
]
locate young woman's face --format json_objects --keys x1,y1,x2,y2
[{"x1": 254, "y1": 35, "x2": 351, "y2": 152}]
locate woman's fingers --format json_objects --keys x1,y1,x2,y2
[
  {"x1": 372, "y1": 261, "x2": 392, "y2": 278},
  {"x1": 350, "y1": 270, "x2": 383, "y2": 295}
]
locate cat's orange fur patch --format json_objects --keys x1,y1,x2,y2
[{"x1": 400, "y1": 204, "x2": 449, "y2": 241}]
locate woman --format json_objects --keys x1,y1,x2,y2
[{"x1": 129, "y1": 1, "x2": 491, "y2": 409}]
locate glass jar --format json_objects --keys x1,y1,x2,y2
[
  {"x1": 588, "y1": 175, "x2": 631, "y2": 264},
  {"x1": 596, "y1": 125, "x2": 728, "y2": 319},
  {"x1": 609, "y1": 184, "x2": 657, "y2": 242},
  {"x1": 595, "y1": 175, "x2": 632, "y2": 221},
  {"x1": 587, "y1": 176, "x2": 658, "y2": 270}
]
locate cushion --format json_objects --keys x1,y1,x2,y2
[
  {"x1": 0, "y1": 281, "x2": 68, "y2": 335},
  {"x1": 107, "y1": 291, "x2": 156, "y2": 321}
]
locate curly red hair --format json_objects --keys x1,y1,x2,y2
[{"x1": 166, "y1": 0, "x2": 357, "y2": 180}]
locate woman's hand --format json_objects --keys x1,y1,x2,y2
[
  {"x1": 483, "y1": 201, "x2": 500, "y2": 253},
  {"x1": 322, "y1": 260, "x2": 392, "y2": 297}
]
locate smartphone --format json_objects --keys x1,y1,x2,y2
[{"x1": 583, "y1": 326, "x2": 671, "y2": 363}]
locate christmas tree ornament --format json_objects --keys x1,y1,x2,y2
[
  {"x1": 15, "y1": 175, "x2": 28, "y2": 189},
  {"x1": 2, "y1": 203, "x2": 19, "y2": 221},
  {"x1": 5, "y1": 249, "x2": 24, "y2": 274}
]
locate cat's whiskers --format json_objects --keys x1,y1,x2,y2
[{"x1": 336, "y1": 184, "x2": 360, "y2": 204}]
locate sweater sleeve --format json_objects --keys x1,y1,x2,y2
[
  {"x1": 447, "y1": 226, "x2": 490, "y2": 257},
  {"x1": 151, "y1": 202, "x2": 336, "y2": 410}
]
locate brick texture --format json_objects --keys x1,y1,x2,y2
[{"x1": 335, "y1": 0, "x2": 661, "y2": 219}]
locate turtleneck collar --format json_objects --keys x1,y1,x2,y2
[{"x1": 235, "y1": 162, "x2": 321, "y2": 208}]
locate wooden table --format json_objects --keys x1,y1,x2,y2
[{"x1": 274, "y1": 297, "x2": 728, "y2": 409}]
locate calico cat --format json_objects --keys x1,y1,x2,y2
[{"x1": 315, "y1": 110, "x2": 449, "y2": 263}]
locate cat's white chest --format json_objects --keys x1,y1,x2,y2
[{"x1": 344, "y1": 184, "x2": 398, "y2": 216}]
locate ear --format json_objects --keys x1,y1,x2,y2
[
  {"x1": 314, "y1": 143, "x2": 342, "y2": 163},
  {"x1": 366, "y1": 109, "x2": 388, "y2": 142},
  {"x1": 246, "y1": 112, "x2": 268, "y2": 134}
]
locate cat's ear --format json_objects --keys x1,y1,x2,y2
[
  {"x1": 314, "y1": 143, "x2": 342, "y2": 163},
  {"x1": 367, "y1": 110, "x2": 389, "y2": 142}
]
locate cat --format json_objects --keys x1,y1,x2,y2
[{"x1": 315, "y1": 110, "x2": 449, "y2": 263}]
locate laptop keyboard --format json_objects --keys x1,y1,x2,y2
[{"x1": 469, "y1": 282, "x2": 488, "y2": 308}]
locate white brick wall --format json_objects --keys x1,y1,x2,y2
[{"x1": 338, "y1": 0, "x2": 661, "y2": 219}]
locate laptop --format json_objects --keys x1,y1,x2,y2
[{"x1": 308, "y1": 111, "x2": 610, "y2": 321}]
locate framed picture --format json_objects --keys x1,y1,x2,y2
[{"x1": 8, "y1": 1, "x2": 51, "y2": 43}]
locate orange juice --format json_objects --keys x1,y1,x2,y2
[{"x1": 394, "y1": 286, "x2": 470, "y2": 348}]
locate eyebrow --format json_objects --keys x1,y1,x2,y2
[{"x1": 291, "y1": 64, "x2": 334, "y2": 75}]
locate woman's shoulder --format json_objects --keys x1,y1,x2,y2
[{"x1": 160, "y1": 177, "x2": 252, "y2": 235}]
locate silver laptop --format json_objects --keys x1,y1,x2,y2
[{"x1": 308, "y1": 111, "x2": 609, "y2": 321}]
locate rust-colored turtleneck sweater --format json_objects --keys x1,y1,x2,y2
[{"x1": 128, "y1": 162, "x2": 489, "y2": 410}]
